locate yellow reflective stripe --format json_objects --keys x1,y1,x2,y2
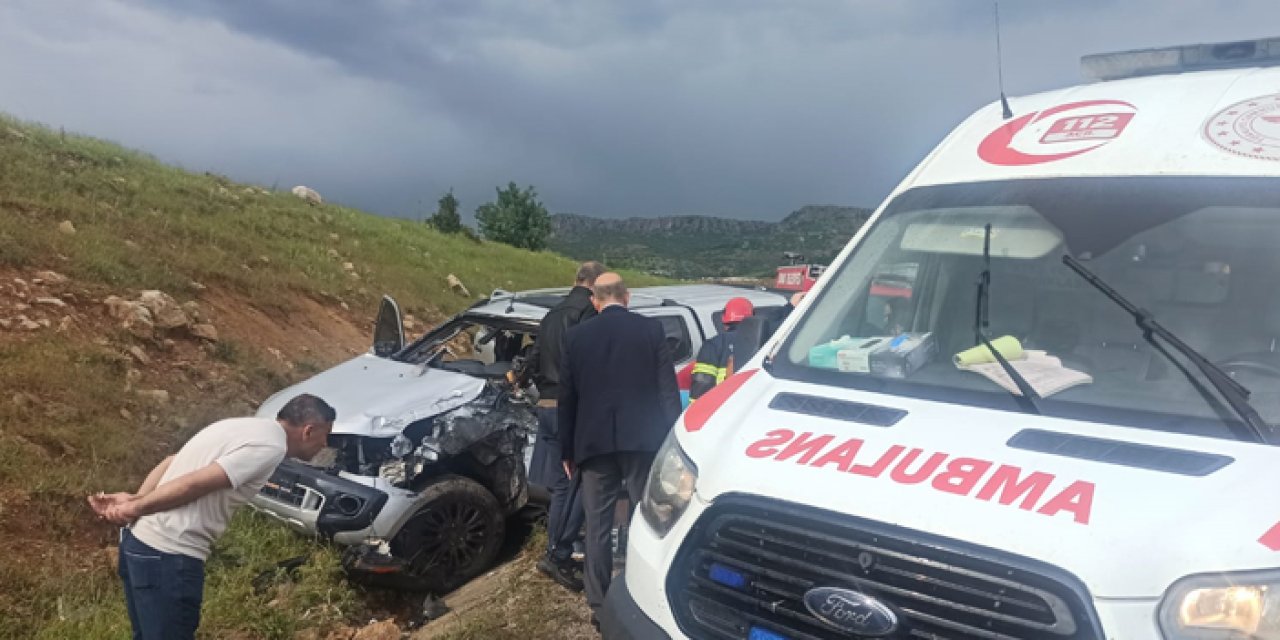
[
  {"x1": 692, "y1": 363, "x2": 719, "y2": 376},
  {"x1": 714, "y1": 368, "x2": 728, "y2": 383}
]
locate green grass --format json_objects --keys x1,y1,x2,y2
[
  {"x1": 4, "y1": 511, "x2": 361, "y2": 640},
  {"x1": 0, "y1": 335, "x2": 157, "y2": 497}
]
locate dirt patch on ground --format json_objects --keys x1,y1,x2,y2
[
  {"x1": 410, "y1": 560, "x2": 526, "y2": 637},
  {"x1": 410, "y1": 548, "x2": 596, "y2": 639},
  {"x1": 198, "y1": 288, "x2": 372, "y2": 365},
  {"x1": 0, "y1": 490, "x2": 116, "y2": 551},
  {"x1": 0, "y1": 265, "x2": 373, "y2": 368}
]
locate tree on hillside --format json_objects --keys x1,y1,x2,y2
[
  {"x1": 475, "y1": 182, "x2": 552, "y2": 251},
  {"x1": 426, "y1": 189, "x2": 463, "y2": 234}
]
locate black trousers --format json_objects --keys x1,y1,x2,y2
[
  {"x1": 579, "y1": 452, "x2": 653, "y2": 613},
  {"x1": 534, "y1": 407, "x2": 584, "y2": 562}
]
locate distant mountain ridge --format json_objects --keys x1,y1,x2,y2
[
  {"x1": 552, "y1": 213, "x2": 773, "y2": 236},
  {"x1": 549, "y1": 205, "x2": 872, "y2": 278}
]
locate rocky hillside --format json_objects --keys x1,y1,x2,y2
[{"x1": 549, "y1": 205, "x2": 873, "y2": 278}]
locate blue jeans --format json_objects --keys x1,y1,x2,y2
[
  {"x1": 535, "y1": 406, "x2": 584, "y2": 563},
  {"x1": 118, "y1": 528, "x2": 205, "y2": 640}
]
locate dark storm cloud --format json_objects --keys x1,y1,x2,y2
[{"x1": 2, "y1": 1, "x2": 1278, "y2": 219}]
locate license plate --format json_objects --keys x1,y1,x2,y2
[{"x1": 748, "y1": 627, "x2": 789, "y2": 640}]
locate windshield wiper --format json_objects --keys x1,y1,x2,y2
[
  {"x1": 1062, "y1": 254, "x2": 1273, "y2": 444},
  {"x1": 975, "y1": 224, "x2": 1042, "y2": 414}
]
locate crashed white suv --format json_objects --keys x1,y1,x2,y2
[{"x1": 250, "y1": 284, "x2": 786, "y2": 592}]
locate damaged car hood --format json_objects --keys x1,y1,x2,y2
[{"x1": 257, "y1": 353, "x2": 486, "y2": 438}]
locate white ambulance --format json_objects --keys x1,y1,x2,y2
[{"x1": 602, "y1": 38, "x2": 1280, "y2": 640}]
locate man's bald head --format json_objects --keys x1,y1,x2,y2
[{"x1": 591, "y1": 272, "x2": 629, "y2": 309}]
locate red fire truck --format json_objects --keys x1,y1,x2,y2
[{"x1": 773, "y1": 264, "x2": 823, "y2": 292}]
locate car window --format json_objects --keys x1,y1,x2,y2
[{"x1": 653, "y1": 314, "x2": 694, "y2": 362}]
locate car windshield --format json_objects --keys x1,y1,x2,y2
[
  {"x1": 397, "y1": 314, "x2": 536, "y2": 373},
  {"x1": 775, "y1": 176, "x2": 1280, "y2": 442}
]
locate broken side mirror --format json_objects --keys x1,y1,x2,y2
[{"x1": 373, "y1": 295, "x2": 405, "y2": 358}]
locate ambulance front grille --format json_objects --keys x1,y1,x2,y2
[{"x1": 667, "y1": 497, "x2": 1102, "y2": 640}]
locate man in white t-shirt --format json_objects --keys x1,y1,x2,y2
[{"x1": 88, "y1": 393, "x2": 334, "y2": 640}]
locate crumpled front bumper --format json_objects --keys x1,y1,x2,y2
[{"x1": 250, "y1": 458, "x2": 388, "y2": 539}]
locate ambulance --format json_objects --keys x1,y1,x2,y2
[{"x1": 602, "y1": 38, "x2": 1280, "y2": 639}]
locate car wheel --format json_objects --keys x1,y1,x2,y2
[{"x1": 390, "y1": 474, "x2": 505, "y2": 594}]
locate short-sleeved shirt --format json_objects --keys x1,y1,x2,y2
[{"x1": 130, "y1": 417, "x2": 287, "y2": 560}]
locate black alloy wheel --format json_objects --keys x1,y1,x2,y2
[{"x1": 390, "y1": 475, "x2": 505, "y2": 594}]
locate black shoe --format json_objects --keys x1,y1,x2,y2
[{"x1": 537, "y1": 556, "x2": 584, "y2": 592}]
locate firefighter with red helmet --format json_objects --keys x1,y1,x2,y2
[{"x1": 690, "y1": 297, "x2": 754, "y2": 401}]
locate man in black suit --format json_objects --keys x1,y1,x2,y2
[{"x1": 558, "y1": 272, "x2": 682, "y2": 620}]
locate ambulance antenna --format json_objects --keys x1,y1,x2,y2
[{"x1": 994, "y1": 0, "x2": 1014, "y2": 119}]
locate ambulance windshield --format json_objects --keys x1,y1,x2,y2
[{"x1": 778, "y1": 176, "x2": 1280, "y2": 442}]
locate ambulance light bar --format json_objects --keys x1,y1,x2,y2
[{"x1": 1082, "y1": 37, "x2": 1280, "y2": 82}]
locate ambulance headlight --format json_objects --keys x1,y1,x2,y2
[
  {"x1": 639, "y1": 432, "x2": 698, "y2": 538},
  {"x1": 1159, "y1": 571, "x2": 1280, "y2": 639}
]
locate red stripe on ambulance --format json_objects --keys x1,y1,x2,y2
[
  {"x1": 1259, "y1": 521, "x2": 1280, "y2": 551},
  {"x1": 746, "y1": 429, "x2": 1095, "y2": 525}
]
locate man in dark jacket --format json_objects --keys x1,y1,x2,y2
[
  {"x1": 528, "y1": 261, "x2": 604, "y2": 590},
  {"x1": 559, "y1": 273, "x2": 682, "y2": 619},
  {"x1": 530, "y1": 262, "x2": 604, "y2": 401}
]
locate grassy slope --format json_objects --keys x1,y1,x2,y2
[
  {"x1": 0, "y1": 115, "x2": 664, "y2": 316},
  {"x1": 0, "y1": 115, "x2": 662, "y2": 639}
]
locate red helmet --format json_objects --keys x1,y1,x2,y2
[{"x1": 722, "y1": 297, "x2": 755, "y2": 325}]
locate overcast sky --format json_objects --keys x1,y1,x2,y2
[{"x1": 2, "y1": 1, "x2": 1277, "y2": 221}]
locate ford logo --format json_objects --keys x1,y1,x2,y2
[{"x1": 802, "y1": 586, "x2": 899, "y2": 636}]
